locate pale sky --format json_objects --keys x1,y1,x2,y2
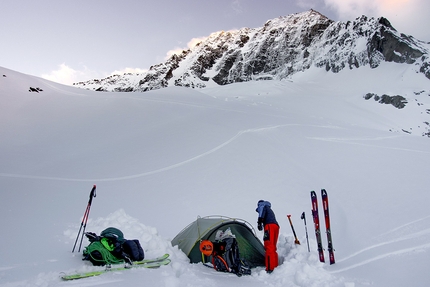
[{"x1": 1, "y1": 0, "x2": 428, "y2": 85}]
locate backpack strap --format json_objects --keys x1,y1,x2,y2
[{"x1": 84, "y1": 241, "x2": 124, "y2": 265}]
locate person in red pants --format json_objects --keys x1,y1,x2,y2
[{"x1": 256, "y1": 200, "x2": 280, "y2": 273}]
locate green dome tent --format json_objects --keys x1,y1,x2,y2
[{"x1": 171, "y1": 216, "x2": 265, "y2": 268}]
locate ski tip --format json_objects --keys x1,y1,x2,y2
[{"x1": 287, "y1": 214, "x2": 291, "y2": 218}]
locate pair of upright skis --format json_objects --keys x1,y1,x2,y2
[{"x1": 311, "y1": 189, "x2": 335, "y2": 265}]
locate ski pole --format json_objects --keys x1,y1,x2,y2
[
  {"x1": 301, "y1": 212, "x2": 310, "y2": 252},
  {"x1": 287, "y1": 214, "x2": 300, "y2": 245},
  {"x1": 72, "y1": 185, "x2": 96, "y2": 252}
]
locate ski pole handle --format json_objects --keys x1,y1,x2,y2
[
  {"x1": 88, "y1": 185, "x2": 96, "y2": 205},
  {"x1": 301, "y1": 212, "x2": 307, "y2": 224}
]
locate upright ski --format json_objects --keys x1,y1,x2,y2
[
  {"x1": 310, "y1": 191, "x2": 324, "y2": 262},
  {"x1": 321, "y1": 189, "x2": 335, "y2": 264}
]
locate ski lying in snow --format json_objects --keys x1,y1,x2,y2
[
  {"x1": 321, "y1": 189, "x2": 335, "y2": 264},
  {"x1": 61, "y1": 259, "x2": 171, "y2": 280},
  {"x1": 61, "y1": 254, "x2": 170, "y2": 280},
  {"x1": 133, "y1": 253, "x2": 169, "y2": 265},
  {"x1": 311, "y1": 191, "x2": 325, "y2": 263}
]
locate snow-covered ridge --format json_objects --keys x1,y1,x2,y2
[{"x1": 73, "y1": 9, "x2": 430, "y2": 92}]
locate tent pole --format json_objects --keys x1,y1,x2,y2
[{"x1": 196, "y1": 216, "x2": 205, "y2": 263}]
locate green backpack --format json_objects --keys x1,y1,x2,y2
[{"x1": 83, "y1": 227, "x2": 144, "y2": 266}]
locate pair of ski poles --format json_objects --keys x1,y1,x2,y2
[
  {"x1": 287, "y1": 212, "x2": 310, "y2": 252},
  {"x1": 72, "y1": 185, "x2": 97, "y2": 253}
]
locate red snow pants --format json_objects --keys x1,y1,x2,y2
[{"x1": 263, "y1": 223, "x2": 279, "y2": 272}]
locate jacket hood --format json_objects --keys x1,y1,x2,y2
[{"x1": 256, "y1": 200, "x2": 271, "y2": 212}]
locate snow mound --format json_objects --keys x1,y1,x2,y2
[{"x1": 60, "y1": 210, "x2": 347, "y2": 287}]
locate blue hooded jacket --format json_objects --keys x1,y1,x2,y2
[{"x1": 256, "y1": 200, "x2": 279, "y2": 226}]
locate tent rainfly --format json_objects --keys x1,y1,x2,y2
[{"x1": 171, "y1": 216, "x2": 265, "y2": 268}]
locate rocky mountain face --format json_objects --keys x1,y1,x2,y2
[{"x1": 73, "y1": 9, "x2": 430, "y2": 92}]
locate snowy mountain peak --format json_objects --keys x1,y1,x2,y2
[
  {"x1": 262, "y1": 9, "x2": 331, "y2": 29},
  {"x1": 73, "y1": 9, "x2": 430, "y2": 92}
]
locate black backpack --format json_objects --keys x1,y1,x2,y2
[
  {"x1": 122, "y1": 239, "x2": 144, "y2": 261},
  {"x1": 212, "y1": 237, "x2": 251, "y2": 276}
]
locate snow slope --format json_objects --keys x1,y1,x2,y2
[{"x1": 1, "y1": 63, "x2": 430, "y2": 287}]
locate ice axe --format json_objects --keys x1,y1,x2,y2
[{"x1": 287, "y1": 214, "x2": 301, "y2": 245}]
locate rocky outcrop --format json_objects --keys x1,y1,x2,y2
[
  {"x1": 73, "y1": 10, "x2": 430, "y2": 92},
  {"x1": 364, "y1": 93, "x2": 408, "y2": 109}
]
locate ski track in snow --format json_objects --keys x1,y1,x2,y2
[
  {"x1": 308, "y1": 135, "x2": 430, "y2": 154},
  {"x1": 0, "y1": 124, "x2": 338, "y2": 182},
  {"x1": 38, "y1": 78, "x2": 88, "y2": 97},
  {"x1": 0, "y1": 266, "x2": 14, "y2": 271},
  {"x1": 331, "y1": 242, "x2": 430, "y2": 274},
  {"x1": 377, "y1": 215, "x2": 430, "y2": 237},
  {"x1": 332, "y1": 216, "x2": 430, "y2": 273},
  {"x1": 2, "y1": 126, "x2": 427, "y2": 182},
  {"x1": 0, "y1": 127, "x2": 267, "y2": 182}
]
